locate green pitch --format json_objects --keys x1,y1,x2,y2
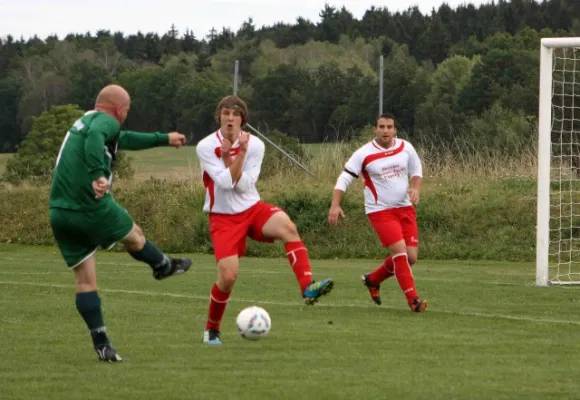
[{"x1": 1, "y1": 244, "x2": 580, "y2": 399}]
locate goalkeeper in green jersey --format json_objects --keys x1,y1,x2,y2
[{"x1": 49, "y1": 84, "x2": 192, "y2": 362}]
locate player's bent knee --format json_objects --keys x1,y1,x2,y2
[
  {"x1": 387, "y1": 239, "x2": 407, "y2": 255},
  {"x1": 283, "y1": 220, "x2": 299, "y2": 237},
  {"x1": 262, "y1": 212, "x2": 300, "y2": 242},
  {"x1": 276, "y1": 220, "x2": 300, "y2": 242},
  {"x1": 218, "y1": 270, "x2": 238, "y2": 290},
  {"x1": 288, "y1": 221, "x2": 298, "y2": 234},
  {"x1": 217, "y1": 256, "x2": 239, "y2": 290},
  {"x1": 122, "y1": 224, "x2": 146, "y2": 252},
  {"x1": 407, "y1": 247, "x2": 418, "y2": 265}
]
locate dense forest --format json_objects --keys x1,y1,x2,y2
[{"x1": 1, "y1": 0, "x2": 579, "y2": 153}]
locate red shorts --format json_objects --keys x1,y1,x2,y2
[
  {"x1": 209, "y1": 201, "x2": 283, "y2": 261},
  {"x1": 367, "y1": 206, "x2": 419, "y2": 248}
]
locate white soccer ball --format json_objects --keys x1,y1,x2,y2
[{"x1": 236, "y1": 306, "x2": 271, "y2": 340}]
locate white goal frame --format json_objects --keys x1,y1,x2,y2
[{"x1": 537, "y1": 37, "x2": 580, "y2": 286}]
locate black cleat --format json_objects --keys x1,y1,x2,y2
[
  {"x1": 96, "y1": 345, "x2": 123, "y2": 362},
  {"x1": 361, "y1": 274, "x2": 382, "y2": 305},
  {"x1": 410, "y1": 298, "x2": 428, "y2": 312},
  {"x1": 153, "y1": 258, "x2": 192, "y2": 280}
]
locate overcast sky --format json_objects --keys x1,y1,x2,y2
[{"x1": 2, "y1": 0, "x2": 491, "y2": 41}]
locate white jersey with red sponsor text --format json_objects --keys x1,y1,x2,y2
[
  {"x1": 196, "y1": 130, "x2": 265, "y2": 214},
  {"x1": 340, "y1": 138, "x2": 422, "y2": 214}
]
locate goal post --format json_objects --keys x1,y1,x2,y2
[{"x1": 537, "y1": 37, "x2": 580, "y2": 286}]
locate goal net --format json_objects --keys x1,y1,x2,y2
[{"x1": 537, "y1": 37, "x2": 580, "y2": 286}]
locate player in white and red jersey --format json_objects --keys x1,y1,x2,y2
[
  {"x1": 196, "y1": 95, "x2": 334, "y2": 344},
  {"x1": 328, "y1": 113, "x2": 427, "y2": 312}
]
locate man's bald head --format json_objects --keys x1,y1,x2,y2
[
  {"x1": 95, "y1": 84, "x2": 130, "y2": 107},
  {"x1": 95, "y1": 84, "x2": 131, "y2": 123}
]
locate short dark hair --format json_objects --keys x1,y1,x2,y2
[
  {"x1": 215, "y1": 95, "x2": 249, "y2": 126},
  {"x1": 375, "y1": 112, "x2": 397, "y2": 127}
]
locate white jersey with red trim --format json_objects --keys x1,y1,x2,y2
[
  {"x1": 196, "y1": 130, "x2": 265, "y2": 214},
  {"x1": 335, "y1": 138, "x2": 422, "y2": 214}
]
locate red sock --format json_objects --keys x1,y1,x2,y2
[
  {"x1": 205, "y1": 283, "x2": 231, "y2": 331},
  {"x1": 393, "y1": 253, "x2": 418, "y2": 304},
  {"x1": 285, "y1": 241, "x2": 313, "y2": 293},
  {"x1": 368, "y1": 256, "x2": 394, "y2": 285}
]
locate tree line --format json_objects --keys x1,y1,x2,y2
[{"x1": 1, "y1": 0, "x2": 579, "y2": 153}]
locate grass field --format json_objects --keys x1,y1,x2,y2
[
  {"x1": 0, "y1": 148, "x2": 201, "y2": 181},
  {"x1": 0, "y1": 147, "x2": 203, "y2": 181},
  {"x1": 0, "y1": 143, "x2": 339, "y2": 181},
  {"x1": 2, "y1": 244, "x2": 580, "y2": 399},
  {"x1": 122, "y1": 143, "x2": 334, "y2": 181},
  {"x1": 127, "y1": 146, "x2": 200, "y2": 181}
]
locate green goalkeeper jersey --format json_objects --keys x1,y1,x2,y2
[{"x1": 49, "y1": 110, "x2": 169, "y2": 210}]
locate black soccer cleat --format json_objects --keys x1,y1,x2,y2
[
  {"x1": 95, "y1": 345, "x2": 123, "y2": 362},
  {"x1": 361, "y1": 274, "x2": 382, "y2": 305},
  {"x1": 410, "y1": 298, "x2": 428, "y2": 313},
  {"x1": 153, "y1": 258, "x2": 192, "y2": 280}
]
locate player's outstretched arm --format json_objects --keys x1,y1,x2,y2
[{"x1": 117, "y1": 130, "x2": 186, "y2": 150}]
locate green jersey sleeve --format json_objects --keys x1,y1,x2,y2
[{"x1": 118, "y1": 131, "x2": 169, "y2": 150}]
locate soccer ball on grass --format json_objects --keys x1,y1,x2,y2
[{"x1": 236, "y1": 306, "x2": 271, "y2": 340}]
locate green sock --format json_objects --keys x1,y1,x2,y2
[
  {"x1": 129, "y1": 240, "x2": 170, "y2": 271},
  {"x1": 76, "y1": 291, "x2": 110, "y2": 348}
]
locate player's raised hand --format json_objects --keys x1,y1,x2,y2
[
  {"x1": 238, "y1": 131, "x2": 250, "y2": 152},
  {"x1": 92, "y1": 177, "x2": 109, "y2": 199},
  {"x1": 328, "y1": 205, "x2": 345, "y2": 226},
  {"x1": 408, "y1": 188, "x2": 420, "y2": 205},
  {"x1": 168, "y1": 132, "x2": 187, "y2": 148},
  {"x1": 221, "y1": 138, "x2": 232, "y2": 158}
]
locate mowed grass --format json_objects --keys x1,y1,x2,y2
[
  {"x1": 0, "y1": 147, "x2": 200, "y2": 181},
  {"x1": 2, "y1": 245, "x2": 580, "y2": 399},
  {"x1": 127, "y1": 144, "x2": 331, "y2": 181},
  {"x1": 0, "y1": 143, "x2": 336, "y2": 181},
  {"x1": 126, "y1": 146, "x2": 200, "y2": 181}
]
